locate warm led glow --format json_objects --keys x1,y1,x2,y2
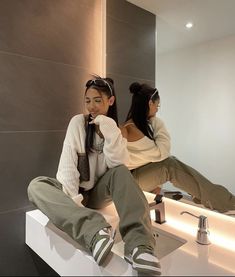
[
  {"x1": 209, "y1": 233, "x2": 235, "y2": 252},
  {"x1": 101, "y1": 0, "x2": 107, "y2": 76},
  {"x1": 186, "y1": 22, "x2": 193, "y2": 29},
  {"x1": 148, "y1": 192, "x2": 235, "y2": 252},
  {"x1": 166, "y1": 216, "x2": 235, "y2": 253}
]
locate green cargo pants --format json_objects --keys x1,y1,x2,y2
[
  {"x1": 131, "y1": 156, "x2": 235, "y2": 213},
  {"x1": 28, "y1": 165, "x2": 155, "y2": 255}
]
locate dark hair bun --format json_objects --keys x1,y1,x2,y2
[
  {"x1": 129, "y1": 82, "x2": 142, "y2": 94},
  {"x1": 105, "y1": 77, "x2": 114, "y2": 85}
]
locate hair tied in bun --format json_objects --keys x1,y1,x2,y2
[
  {"x1": 105, "y1": 77, "x2": 114, "y2": 85},
  {"x1": 129, "y1": 82, "x2": 142, "y2": 94}
]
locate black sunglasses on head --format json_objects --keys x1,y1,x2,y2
[{"x1": 86, "y1": 79, "x2": 113, "y2": 96}]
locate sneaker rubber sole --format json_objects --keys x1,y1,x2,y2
[{"x1": 124, "y1": 254, "x2": 161, "y2": 276}]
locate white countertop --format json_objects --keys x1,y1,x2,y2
[
  {"x1": 26, "y1": 191, "x2": 235, "y2": 276},
  {"x1": 100, "y1": 192, "x2": 235, "y2": 276}
]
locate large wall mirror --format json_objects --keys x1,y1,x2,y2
[{"x1": 128, "y1": 0, "x2": 235, "y2": 216}]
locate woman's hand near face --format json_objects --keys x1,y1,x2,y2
[
  {"x1": 90, "y1": 114, "x2": 107, "y2": 125},
  {"x1": 89, "y1": 114, "x2": 108, "y2": 125},
  {"x1": 89, "y1": 115, "x2": 96, "y2": 125}
]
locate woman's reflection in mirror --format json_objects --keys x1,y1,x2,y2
[{"x1": 120, "y1": 82, "x2": 235, "y2": 213}]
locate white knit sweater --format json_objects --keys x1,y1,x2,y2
[
  {"x1": 126, "y1": 116, "x2": 171, "y2": 170},
  {"x1": 56, "y1": 114, "x2": 129, "y2": 205}
]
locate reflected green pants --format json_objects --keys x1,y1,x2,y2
[
  {"x1": 131, "y1": 156, "x2": 235, "y2": 213},
  {"x1": 28, "y1": 165, "x2": 155, "y2": 255}
]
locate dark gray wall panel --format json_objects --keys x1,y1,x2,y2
[
  {"x1": 0, "y1": 52, "x2": 91, "y2": 131},
  {"x1": 0, "y1": 0, "x2": 102, "y2": 69},
  {"x1": 0, "y1": 131, "x2": 65, "y2": 212},
  {"x1": 106, "y1": 0, "x2": 156, "y2": 122},
  {"x1": 107, "y1": 0, "x2": 155, "y2": 27},
  {"x1": 0, "y1": 0, "x2": 155, "y2": 275},
  {"x1": 106, "y1": 15, "x2": 155, "y2": 80},
  {"x1": 0, "y1": 0, "x2": 102, "y2": 275}
]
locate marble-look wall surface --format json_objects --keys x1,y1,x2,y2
[
  {"x1": 0, "y1": 1, "x2": 102, "y2": 275},
  {"x1": 0, "y1": 0, "x2": 155, "y2": 275},
  {"x1": 106, "y1": 0, "x2": 155, "y2": 123}
]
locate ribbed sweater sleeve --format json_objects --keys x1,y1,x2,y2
[
  {"x1": 151, "y1": 116, "x2": 171, "y2": 159},
  {"x1": 94, "y1": 115, "x2": 129, "y2": 168},
  {"x1": 56, "y1": 115, "x2": 83, "y2": 198}
]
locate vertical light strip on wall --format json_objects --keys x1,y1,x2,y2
[
  {"x1": 155, "y1": 15, "x2": 158, "y2": 86},
  {"x1": 101, "y1": 0, "x2": 107, "y2": 77}
]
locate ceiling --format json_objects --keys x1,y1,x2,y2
[{"x1": 127, "y1": 0, "x2": 235, "y2": 54}]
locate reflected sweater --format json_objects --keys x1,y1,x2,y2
[{"x1": 126, "y1": 116, "x2": 171, "y2": 170}]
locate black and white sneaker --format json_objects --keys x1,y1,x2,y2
[
  {"x1": 91, "y1": 227, "x2": 116, "y2": 265},
  {"x1": 125, "y1": 246, "x2": 161, "y2": 275}
]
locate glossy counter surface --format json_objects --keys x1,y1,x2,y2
[
  {"x1": 107, "y1": 192, "x2": 235, "y2": 275},
  {"x1": 25, "y1": 192, "x2": 235, "y2": 276}
]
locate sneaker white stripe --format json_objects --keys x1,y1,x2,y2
[
  {"x1": 93, "y1": 238, "x2": 106, "y2": 258},
  {"x1": 96, "y1": 238, "x2": 114, "y2": 264},
  {"x1": 137, "y1": 252, "x2": 160, "y2": 263},
  {"x1": 92, "y1": 228, "x2": 116, "y2": 265},
  {"x1": 132, "y1": 261, "x2": 161, "y2": 273}
]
